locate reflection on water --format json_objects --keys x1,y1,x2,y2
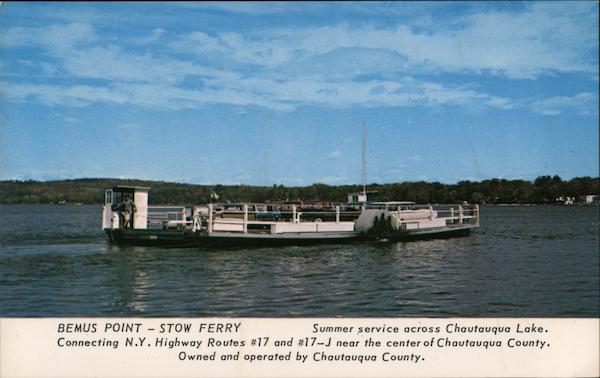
[{"x1": 0, "y1": 205, "x2": 598, "y2": 316}]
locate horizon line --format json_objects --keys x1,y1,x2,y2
[{"x1": 1, "y1": 175, "x2": 598, "y2": 188}]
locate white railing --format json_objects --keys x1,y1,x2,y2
[
  {"x1": 379, "y1": 203, "x2": 479, "y2": 226},
  {"x1": 193, "y1": 204, "x2": 362, "y2": 235},
  {"x1": 147, "y1": 206, "x2": 191, "y2": 229},
  {"x1": 146, "y1": 202, "x2": 479, "y2": 233},
  {"x1": 431, "y1": 204, "x2": 479, "y2": 225}
]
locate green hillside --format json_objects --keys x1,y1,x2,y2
[{"x1": 0, "y1": 176, "x2": 598, "y2": 205}]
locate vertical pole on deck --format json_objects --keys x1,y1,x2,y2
[
  {"x1": 243, "y1": 204, "x2": 248, "y2": 234},
  {"x1": 292, "y1": 205, "x2": 297, "y2": 223},
  {"x1": 475, "y1": 204, "x2": 479, "y2": 224},
  {"x1": 429, "y1": 205, "x2": 433, "y2": 220},
  {"x1": 192, "y1": 208, "x2": 196, "y2": 232},
  {"x1": 208, "y1": 204, "x2": 213, "y2": 234},
  {"x1": 459, "y1": 205, "x2": 463, "y2": 224},
  {"x1": 451, "y1": 208, "x2": 455, "y2": 223},
  {"x1": 336, "y1": 206, "x2": 340, "y2": 224},
  {"x1": 361, "y1": 122, "x2": 367, "y2": 203}
]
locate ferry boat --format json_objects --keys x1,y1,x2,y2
[{"x1": 102, "y1": 186, "x2": 479, "y2": 247}]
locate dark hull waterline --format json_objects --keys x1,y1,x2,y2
[{"x1": 105, "y1": 225, "x2": 475, "y2": 248}]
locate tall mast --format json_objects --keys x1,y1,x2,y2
[{"x1": 361, "y1": 121, "x2": 367, "y2": 201}]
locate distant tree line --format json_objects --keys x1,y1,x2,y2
[{"x1": 0, "y1": 176, "x2": 598, "y2": 205}]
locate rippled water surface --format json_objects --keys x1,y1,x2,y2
[{"x1": 1, "y1": 205, "x2": 598, "y2": 316}]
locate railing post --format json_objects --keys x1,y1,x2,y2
[
  {"x1": 451, "y1": 207, "x2": 455, "y2": 223},
  {"x1": 112, "y1": 213, "x2": 119, "y2": 229},
  {"x1": 243, "y1": 204, "x2": 248, "y2": 233},
  {"x1": 336, "y1": 206, "x2": 340, "y2": 224},
  {"x1": 292, "y1": 205, "x2": 297, "y2": 223},
  {"x1": 459, "y1": 205, "x2": 463, "y2": 224},
  {"x1": 475, "y1": 204, "x2": 479, "y2": 224},
  {"x1": 208, "y1": 204, "x2": 213, "y2": 234},
  {"x1": 191, "y1": 208, "x2": 197, "y2": 232},
  {"x1": 429, "y1": 205, "x2": 433, "y2": 220}
]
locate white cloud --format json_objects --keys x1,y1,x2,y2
[
  {"x1": 0, "y1": 4, "x2": 596, "y2": 115},
  {"x1": 58, "y1": 45, "x2": 212, "y2": 84},
  {"x1": 0, "y1": 80, "x2": 294, "y2": 111},
  {"x1": 40, "y1": 62, "x2": 59, "y2": 76},
  {"x1": 121, "y1": 122, "x2": 140, "y2": 129},
  {"x1": 283, "y1": 3, "x2": 596, "y2": 79},
  {"x1": 326, "y1": 150, "x2": 343, "y2": 159},
  {"x1": 173, "y1": 2, "x2": 301, "y2": 15},
  {"x1": 17, "y1": 59, "x2": 35, "y2": 67},
  {"x1": 1, "y1": 23, "x2": 96, "y2": 52},
  {"x1": 170, "y1": 31, "x2": 294, "y2": 67},
  {"x1": 0, "y1": 73, "x2": 518, "y2": 113},
  {"x1": 205, "y1": 75, "x2": 502, "y2": 110},
  {"x1": 3, "y1": 4, "x2": 597, "y2": 80},
  {"x1": 130, "y1": 28, "x2": 166, "y2": 44},
  {"x1": 486, "y1": 96, "x2": 515, "y2": 110},
  {"x1": 530, "y1": 92, "x2": 598, "y2": 116},
  {"x1": 63, "y1": 116, "x2": 80, "y2": 123},
  {"x1": 14, "y1": 60, "x2": 59, "y2": 76},
  {"x1": 168, "y1": 3, "x2": 597, "y2": 79},
  {"x1": 0, "y1": 81, "x2": 129, "y2": 108}
]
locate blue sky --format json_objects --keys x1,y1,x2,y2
[{"x1": 0, "y1": 1, "x2": 598, "y2": 185}]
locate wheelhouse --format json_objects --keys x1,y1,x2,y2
[{"x1": 102, "y1": 185, "x2": 150, "y2": 230}]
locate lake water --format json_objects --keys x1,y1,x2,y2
[{"x1": 0, "y1": 204, "x2": 598, "y2": 317}]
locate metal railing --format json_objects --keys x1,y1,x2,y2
[
  {"x1": 199, "y1": 204, "x2": 360, "y2": 234},
  {"x1": 147, "y1": 206, "x2": 190, "y2": 229},
  {"x1": 432, "y1": 204, "x2": 479, "y2": 225},
  {"x1": 145, "y1": 203, "x2": 479, "y2": 232}
]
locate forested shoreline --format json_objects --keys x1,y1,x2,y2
[{"x1": 0, "y1": 176, "x2": 598, "y2": 205}]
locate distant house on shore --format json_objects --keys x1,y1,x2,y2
[
  {"x1": 583, "y1": 194, "x2": 599, "y2": 204},
  {"x1": 556, "y1": 196, "x2": 575, "y2": 205},
  {"x1": 347, "y1": 191, "x2": 378, "y2": 203}
]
